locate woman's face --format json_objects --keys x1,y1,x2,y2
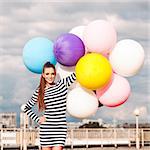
[{"x1": 42, "y1": 67, "x2": 56, "y2": 84}]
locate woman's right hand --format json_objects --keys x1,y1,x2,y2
[{"x1": 39, "y1": 116, "x2": 46, "y2": 124}]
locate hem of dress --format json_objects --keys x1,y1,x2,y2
[{"x1": 40, "y1": 144, "x2": 64, "y2": 147}]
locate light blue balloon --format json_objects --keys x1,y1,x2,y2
[{"x1": 23, "y1": 37, "x2": 56, "y2": 74}]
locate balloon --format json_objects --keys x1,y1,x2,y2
[
  {"x1": 96, "y1": 76, "x2": 113, "y2": 97},
  {"x1": 102, "y1": 52, "x2": 110, "y2": 59},
  {"x1": 75, "y1": 53, "x2": 112, "y2": 90},
  {"x1": 69, "y1": 25, "x2": 85, "y2": 41},
  {"x1": 23, "y1": 37, "x2": 56, "y2": 74},
  {"x1": 83, "y1": 20, "x2": 117, "y2": 54},
  {"x1": 67, "y1": 87, "x2": 99, "y2": 119},
  {"x1": 96, "y1": 73, "x2": 131, "y2": 107},
  {"x1": 53, "y1": 33, "x2": 85, "y2": 66},
  {"x1": 109, "y1": 39, "x2": 145, "y2": 77},
  {"x1": 21, "y1": 104, "x2": 26, "y2": 112},
  {"x1": 56, "y1": 63, "x2": 75, "y2": 79}
]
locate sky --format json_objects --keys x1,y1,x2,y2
[{"x1": 0, "y1": 0, "x2": 149, "y2": 125}]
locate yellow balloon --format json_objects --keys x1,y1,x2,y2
[{"x1": 75, "y1": 53, "x2": 112, "y2": 90}]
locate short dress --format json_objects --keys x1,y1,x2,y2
[{"x1": 24, "y1": 73, "x2": 76, "y2": 147}]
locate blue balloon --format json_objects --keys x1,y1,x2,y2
[{"x1": 23, "y1": 37, "x2": 56, "y2": 74}]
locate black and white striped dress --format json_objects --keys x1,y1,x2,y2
[{"x1": 24, "y1": 73, "x2": 76, "y2": 147}]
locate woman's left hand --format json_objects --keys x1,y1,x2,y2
[{"x1": 39, "y1": 115, "x2": 46, "y2": 124}]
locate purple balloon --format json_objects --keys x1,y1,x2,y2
[{"x1": 54, "y1": 33, "x2": 85, "y2": 66}]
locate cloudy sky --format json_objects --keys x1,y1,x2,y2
[{"x1": 0, "y1": 0, "x2": 149, "y2": 125}]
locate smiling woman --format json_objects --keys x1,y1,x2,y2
[{"x1": 23, "y1": 61, "x2": 76, "y2": 150}]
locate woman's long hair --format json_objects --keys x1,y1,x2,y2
[{"x1": 37, "y1": 62, "x2": 56, "y2": 111}]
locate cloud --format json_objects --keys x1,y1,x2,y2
[
  {"x1": 93, "y1": 102, "x2": 149, "y2": 123},
  {"x1": 0, "y1": 54, "x2": 40, "y2": 105},
  {"x1": 0, "y1": 55, "x2": 26, "y2": 74},
  {"x1": 106, "y1": 14, "x2": 149, "y2": 42},
  {"x1": 11, "y1": 77, "x2": 34, "y2": 104},
  {"x1": 1, "y1": 1, "x2": 149, "y2": 52},
  {"x1": 0, "y1": 96, "x2": 4, "y2": 103}
]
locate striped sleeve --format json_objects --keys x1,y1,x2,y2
[
  {"x1": 24, "y1": 88, "x2": 40, "y2": 123},
  {"x1": 62, "y1": 72, "x2": 76, "y2": 88}
]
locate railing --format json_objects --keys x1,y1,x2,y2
[{"x1": 0, "y1": 128, "x2": 150, "y2": 149}]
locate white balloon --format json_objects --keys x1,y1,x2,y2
[
  {"x1": 56, "y1": 63, "x2": 75, "y2": 79},
  {"x1": 67, "y1": 87, "x2": 98, "y2": 119},
  {"x1": 109, "y1": 39, "x2": 145, "y2": 77},
  {"x1": 21, "y1": 104, "x2": 26, "y2": 112},
  {"x1": 69, "y1": 26, "x2": 85, "y2": 41}
]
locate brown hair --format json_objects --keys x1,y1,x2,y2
[{"x1": 37, "y1": 62, "x2": 56, "y2": 111}]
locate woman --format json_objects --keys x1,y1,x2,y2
[{"x1": 24, "y1": 61, "x2": 76, "y2": 150}]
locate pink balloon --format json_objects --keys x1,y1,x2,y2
[
  {"x1": 96, "y1": 73, "x2": 131, "y2": 107},
  {"x1": 83, "y1": 20, "x2": 117, "y2": 54},
  {"x1": 96, "y1": 75, "x2": 113, "y2": 97},
  {"x1": 101, "y1": 51, "x2": 110, "y2": 59}
]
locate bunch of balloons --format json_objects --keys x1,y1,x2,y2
[{"x1": 22, "y1": 19, "x2": 145, "y2": 119}]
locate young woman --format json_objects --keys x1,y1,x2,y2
[{"x1": 24, "y1": 61, "x2": 76, "y2": 150}]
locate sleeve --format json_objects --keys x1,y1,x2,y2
[
  {"x1": 23, "y1": 88, "x2": 40, "y2": 123},
  {"x1": 62, "y1": 72, "x2": 76, "y2": 88}
]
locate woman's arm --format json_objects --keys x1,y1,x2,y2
[
  {"x1": 23, "y1": 88, "x2": 40, "y2": 123},
  {"x1": 63, "y1": 72, "x2": 76, "y2": 88}
]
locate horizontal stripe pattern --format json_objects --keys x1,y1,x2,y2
[
  {"x1": 24, "y1": 73, "x2": 76, "y2": 147},
  {"x1": 24, "y1": 88, "x2": 39, "y2": 123}
]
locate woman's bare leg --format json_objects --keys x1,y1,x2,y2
[
  {"x1": 52, "y1": 146, "x2": 63, "y2": 150},
  {"x1": 41, "y1": 147, "x2": 52, "y2": 150}
]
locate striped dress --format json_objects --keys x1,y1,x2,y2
[{"x1": 24, "y1": 73, "x2": 76, "y2": 147}]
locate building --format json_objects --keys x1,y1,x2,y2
[
  {"x1": 82, "y1": 118, "x2": 103, "y2": 126},
  {"x1": 0, "y1": 112, "x2": 17, "y2": 128},
  {"x1": 67, "y1": 122, "x2": 84, "y2": 129},
  {"x1": 20, "y1": 112, "x2": 29, "y2": 128},
  {"x1": 20, "y1": 112, "x2": 35, "y2": 128}
]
